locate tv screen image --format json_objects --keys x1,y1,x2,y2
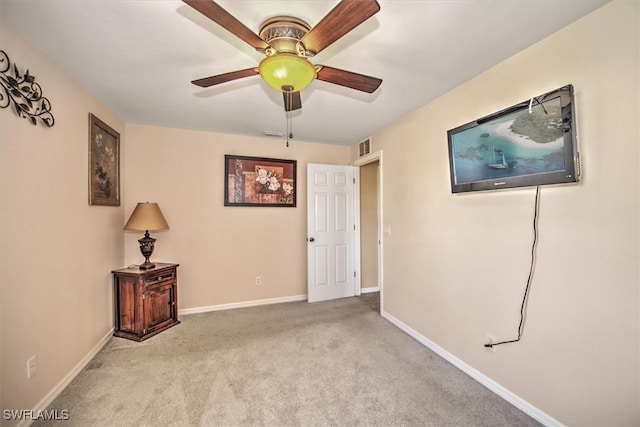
[{"x1": 447, "y1": 85, "x2": 579, "y2": 193}]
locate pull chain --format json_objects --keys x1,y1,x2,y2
[
  {"x1": 285, "y1": 90, "x2": 293, "y2": 147},
  {"x1": 287, "y1": 112, "x2": 293, "y2": 147},
  {"x1": 286, "y1": 107, "x2": 290, "y2": 147}
]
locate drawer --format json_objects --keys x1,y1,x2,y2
[{"x1": 144, "y1": 268, "x2": 176, "y2": 285}]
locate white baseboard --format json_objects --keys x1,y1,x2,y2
[
  {"x1": 381, "y1": 311, "x2": 562, "y2": 427},
  {"x1": 361, "y1": 286, "x2": 380, "y2": 293},
  {"x1": 179, "y1": 294, "x2": 308, "y2": 315},
  {"x1": 18, "y1": 328, "x2": 114, "y2": 427}
]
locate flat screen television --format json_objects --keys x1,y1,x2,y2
[{"x1": 447, "y1": 84, "x2": 579, "y2": 193}]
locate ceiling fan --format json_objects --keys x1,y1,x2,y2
[{"x1": 182, "y1": 0, "x2": 383, "y2": 112}]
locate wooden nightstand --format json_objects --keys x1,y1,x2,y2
[{"x1": 112, "y1": 263, "x2": 180, "y2": 341}]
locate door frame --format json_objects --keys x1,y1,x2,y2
[{"x1": 352, "y1": 150, "x2": 383, "y2": 312}]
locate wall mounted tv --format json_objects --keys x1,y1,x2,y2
[{"x1": 447, "y1": 84, "x2": 579, "y2": 193}]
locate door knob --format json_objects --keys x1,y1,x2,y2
[{"x1": 308, "y1": 237, "x2": 315, "y2": 242}]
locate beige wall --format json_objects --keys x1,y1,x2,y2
[
  {"x1": 123, "y1": 124, "x2": 350, "y2": 309},
  {"x1": 360, "y1": 161, "x2": 379, "y2": 288},
  {"x1": 0, "y1": 20, "x2": 125, "y2": 422},
  {"x1": 365, "y1": 1, "x2": 639, "y2": 425}
]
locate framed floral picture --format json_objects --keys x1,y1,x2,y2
[
  {"x1": 88, "y1": 113, "x2": 120, "y2": 206},
  {"x1": 224, "y1": 155, "x2": 296, "y2": 207}
]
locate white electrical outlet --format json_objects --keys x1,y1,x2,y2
[
  {"x1": 485, "y1": 334, "x2": 497, "y2": 353},
  {"x1": 27, "y1": 355, "x2": 37, "y2": 378},
  {"x1": 256, "y1": 276, "x2": 262, "y2": 286}
]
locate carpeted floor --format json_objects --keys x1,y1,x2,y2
[{"x1": 35, "y1": 293, "x2": 541, "y2": 426}]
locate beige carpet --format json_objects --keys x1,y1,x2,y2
[{"x1": 35, "y1": 294, "x2": 541, "y2": 426}]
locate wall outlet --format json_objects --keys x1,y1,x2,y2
[
  {"x1": 255, "y1": 276, "x2": 262, "y2": 286},
  {"x1": 27, "y1": 355, "x2": 37, "y2": 378},
  {"x1": 485, "y1": 334, "x2": 497, "y2": 353}
]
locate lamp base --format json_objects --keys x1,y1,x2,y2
[
  {"x1": 138, "y1": 231, "x2": 156, "y2": 270},
  {"x1": 139, "y1": 261, "x2": 156, "y2": 270}
]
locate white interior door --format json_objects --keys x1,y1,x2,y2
[{"x1": 307, "y1": 164, "x2": 356, "y2": 303}]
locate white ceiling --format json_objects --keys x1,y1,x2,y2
[{"x1": 1, "y1": 0, "x2": 608, "y2": 146}]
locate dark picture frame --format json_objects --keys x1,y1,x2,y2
[
  {"x1": 224, "y1": 155, "x2": 296, "y2": 207},
  {"x1": 88, "y1": 113, "x2": 120, "y2": 206}
]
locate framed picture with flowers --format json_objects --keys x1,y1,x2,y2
[
  {"x1": 88, "y1": 113, "x2": 120, "y2": 206},
  {"x1": 224, "y1": 155, "x2": 296, "y2": 207}
]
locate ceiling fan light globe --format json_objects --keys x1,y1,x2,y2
[{"x1": 259, "y1": 53, "x2": 316, "y2": 92}]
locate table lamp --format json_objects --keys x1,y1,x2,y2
[{"x1": 124, "y1": 202, "x2": 169, "y2": 270}]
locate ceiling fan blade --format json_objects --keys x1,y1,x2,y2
[
  {"x1": 283, "y1": 91, "x2": 302, "y2": 112},
  {"x1": 316, "y1": 66, "x2": 382, "y2": 93},
  {"x1": 191, "y1": 67, "x2": 258, "y2": 87},
  {"x1": 301, "y1": 0, "x2": 380, "y2": 55},
  {"x1": 182, "y1": 0, "x2": 270, "y2": 52}
]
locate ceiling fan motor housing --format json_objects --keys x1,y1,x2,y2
[{"x1": 259, "y1": 16, "x2": 311, "y2": 56}]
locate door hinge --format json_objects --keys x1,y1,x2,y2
[
  {"x1": 354, "y1": 271, "x2": 356, "y2": 278},
  {"x1": 353, "y1": 177, "x2": 356, "y2": 184},
  {"x1": 353, "y1": 224, "x2": 356, "y2": 231}
]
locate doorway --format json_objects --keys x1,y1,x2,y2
[
  {"x1": 353, "y1": 151, "x2": 383, "y2": 312},
  {"x1": 359, "y1": 160, "x2": 379, "y2": 292}
]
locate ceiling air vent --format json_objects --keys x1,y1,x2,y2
[{"x1": 358, "y1": 137, "x2": 372, "y2": 157}]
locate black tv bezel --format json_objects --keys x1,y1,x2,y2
[{"x1": 447, "y1": 85, "x2": 579, "y2": 194}]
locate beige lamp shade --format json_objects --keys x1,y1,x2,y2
[{"x1": 124, "y1": 202, "x2": 169, "y2": 231}]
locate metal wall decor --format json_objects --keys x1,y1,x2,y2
[{"x1": 0, "y1": 50, "x2": 55, "y2": 127}]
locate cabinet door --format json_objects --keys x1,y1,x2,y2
[{"x1": 143, "y1": 282, "x2": 176, "y2": 334}]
